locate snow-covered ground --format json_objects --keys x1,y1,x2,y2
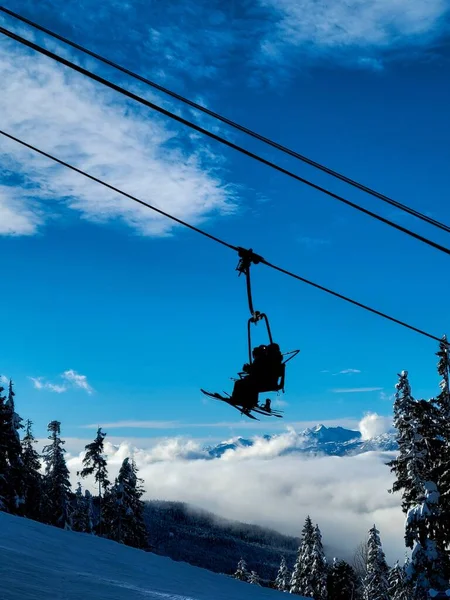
[{"x1": 1, "y1": 512, "x2": 305, "y2": 600}]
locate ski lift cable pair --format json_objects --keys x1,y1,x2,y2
[
  {"x1": 1, "y1": 5, "x2": 449, "y2": 237},
  {"x1": 1, "y1": 25, "x2": 450, "y2": 260},
  {"x1": 0, "y1": 128, "x2": 446, "y2": 349}
]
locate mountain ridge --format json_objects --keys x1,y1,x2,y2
[{"x1": 203, "y1": 424, "x2": 397, "y2": 459}]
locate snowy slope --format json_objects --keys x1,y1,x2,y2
[{"x1": 0, "y1": 512, "x2": 306, "y2": 600}]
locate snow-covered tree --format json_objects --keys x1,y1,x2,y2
[
  {"x1": 405, "y1": 481, "x2": 449, "y2": 598},
  {"x1": 275, "y1": 556, "x2": 290, "y2": 592},
  {"x1": 434, "y1": 335, "x2": 450, "y2": 549},
  {"x1": 0, "y1": 382, "x2": 8, "y2": 511},
  {"x1": 388, "y1": 561, "x2": 410, "y2": 600},
  {"x1": 327, "y1": 559, "x2": 359, "y2": 600},
  {"x1": 104, "y1": 457, "x2": 147, "y2": 548},
  {"x1": 289, "y1": 515, "x2": 315, "y2": 595},
  {"x1": 363, "y1": 525, "x2": 390, "y2": 600},
  {"x1": 248, "y1": 570, "x2": 261, "y2": 585},
  {"x1": 435, "y1": 335, "x2": 450, "y2": 418},
  {"x1": 42, "y1": 420, "x2": 73, "y2": 529},
  {"x1": 233, "y1": 558, "x2": 249, "y2": 581},
  {"x1": 79, "y1": 427, "x2": 109, "y2": 534},
  {"x1": 4, "y1": 380, "x2": 25, "y2": 513},
  {"x1": 72, "y1": 482, "x2": 94, "y2": 533},
  {"x1": 21, "y1": 419, "x2": 43, "y2": 520},
  {"x1": 309, "y1": 524, "x2": 328, "y2": 599},
  {"x1": 388, "y1": 371, "x2": 423, "y2": 511}
]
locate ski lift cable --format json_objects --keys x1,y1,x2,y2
[
  {"x1": 1, "y1": 5, "x2": 449, "y2": 235},
  {"x1": 0, "y1": 128, "x2": 446, "y2": 347},
  {"x1": 1, "y1": 25, "x2": 450, "y2": 258}
]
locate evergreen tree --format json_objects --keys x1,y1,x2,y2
[
  {"x1": 388, "y1": 371, "x2": 423, "y2": 512},
  {"x1": 21, "y1": 419, "x2": 43, "y2": 521},
  {"x1": 309, "y1": 523, "x2": 328, "y2": 600},
  {"x1": 72, "y1": 482, "x2": 93, "y2": 533},
  {"x1": 104, "y1": 457, "x2": 147, "y2": 548},
  {"x1": 405, "y1": 481, "x2": 449, "y2": 598},
  {"x1": 388, "y1": 561, "x2": 410, "y2": 600},
  {"x1": 275, "y1": 556, "x2": 290, "y2": 592},
  {"x1": 0, "y1": 383, "x2": 9, "y2": 511},
  {"x1": 363, "y1": 525, "x2": 390, "y2": 600},
  {"x1": 434, "y1": 336, "x2": 450, "y2": 548},
  {"x1": 79, "y1": 427, "x2": 109, "y2": 534},
  {"x1": 435, "y1": 335, "x2": 450, "y2": 417},
  {"x1": 4, "y1": 380, "x2": 25, "y2": 513},
  {"x1": 233, "y1": 557, "x2": 249, "y2": 581},
  {"x1": 327, "y1": 559, "x2": 359, "y2": 600},
  {"x1": 42, "y1": 420, "x2": 72, "y2": 529},
  {"x1": 248, "y1": 570, "x2": 261, "y2": 585},
  {"x1": 289, "y1": 515, "x2": 315, "y2": 595}
]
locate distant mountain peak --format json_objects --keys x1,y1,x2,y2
[{"x1": 205, "y1": 423, "x2": 395, "y2": 459}]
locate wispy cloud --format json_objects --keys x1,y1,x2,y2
[
  {"x1": 29, "y1": 369, "x2": 92, "y2": 394},
  {"x1": 258, "y1": 0, "x2": 450, "y2": 70},
  {"x1": 29, "y1": 377, "x2": 67, "y2": 393},
  {"x1": 338, "y1": 369, "x2": 362, "y2": 375},
  {"x1": 332, "y1": 387, "x2": 383, "y2": 393},
  {"x1": 0, "y1": 36, "x2": 236, "y2": 237},
  {"x1": 0, "y1": 375, "x2": 9, "y2": 385},
  {"x1": 62, "y1": 370, "x2": 93, "y2": 394}
]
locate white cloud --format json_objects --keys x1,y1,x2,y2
[
  {"x1": 62, "y1": 370, "x2": 93, "y2": 394},
  {"x1": 258, "y1": 0, "x2": 449, "y2": 67},
  {"x1": 359, "y1": 412, "x2": 394, "y2": 440},
  {"x1": 263, "y1": 0, "x2": 449, "y2": 48},
  {"x1": 0, "y1": 38, "x2": 235, "y2": 237},
  {"x1": 338, "y1": 369, "x2": 361, "y2": 375},
  {"x1": 29, "y1": 377, "x2": 67, "y2": 393},
  {"x1": 29, "y1": 369, "x2": 92, "y2": 394},
  {"x1": 0, "y1": 185, "x2": 43, "y2": 235},
  {"x1": 0, "y1": 375, "x2": 9, "y2": 384},
  {"x1": 66, "y1": 433, "x2": 404, "y2": 564},
  {"x1": 332, "y1": 387, "x2": 383, "y2": 393}
]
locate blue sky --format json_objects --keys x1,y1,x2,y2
[{"x1": 1, "y1": 0, "x2": 449, "y2": 450}]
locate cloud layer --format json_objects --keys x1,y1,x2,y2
[
  {"x1": 66, "y1": 420, "x2": 404, "y2": 565},
  {"x1": 258, "y1": 0, "x2": 450, "y2": 68},
  {"x1": 0, "y1": 37, "x2": 235, "y2": 237}
]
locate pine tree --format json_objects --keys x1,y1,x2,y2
[
  {"x1": 388, "y1": 561, "x2": 410, "y2": 600},
  {"x1": 363, "y1": 525, "x2": 390, "y2": 600},
  {"x1": 79, "y1": 427, "x2": 109, "y2": 534},
  {"x1": 4, "y1": 380, "x2": 25, "y2": 513},
  {"x1": 275, "y1": 556, "x2": 290, "y2": 592},
  {"x1": 42, "y1": 420, "x2": 73, "y2": 529},
  {"x1": 21, "y1": 419, "x2": 43, "y2": 520},
  {"x1": 435, "y1": 335, "x2": 450, "y2": 417},
  {"x1": 0, "y1": 383, "x2": 9, "y2": 511},
  {"x1": 72, "y1": 482, "x2": 93, "y2": 533},
  {"x1": 388, "y1": 371, "x2": 423, "y2": 512},
  {"x1": 233, "y1": 557, "x2": 249, "y2": 581},
  {"x1": 248, "y1": 570, "x2": 261, "y2": 585},
  {"x1": 327, "y1": 559, "x2": 359, "y2": 600},
  {"x1": 434, "y1": 336, "x2": 450, "y2": 549},
  {"x1": 289, "y1": 515, "x2": 315, "y2": 595},
  {"x1": 307, "y1": 524, "x2": 328, "y2": 599},
  {"x1": 405, "y1": 481, "x2": 449, "y2": 598},
  {"x1": 104, "y1": 457, "x2": 147, "y2": 549}
]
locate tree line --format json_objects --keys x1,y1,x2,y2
[
  {"x1": 1, "y1": 333, "x2": 449, "y2": 599},
  {"x1": 0, "y1": 380, "x2": 148, "y2": 549},
  {"x1": 231, "y1": 335, "x2": 450, "y2": 599}
]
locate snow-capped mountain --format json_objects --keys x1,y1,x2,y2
[{"x1": 204, "y1": 424, "x2": 397, "y2": 459}]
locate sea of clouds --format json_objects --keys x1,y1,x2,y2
[{"x1": 64, "y1": 413, "x2": 406, "y2": 564}]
